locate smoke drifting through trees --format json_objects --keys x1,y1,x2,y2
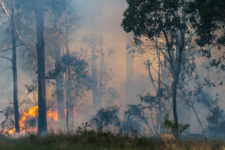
[{"x1": 0, "y1": 0, "x2": 224, "y2": 139}]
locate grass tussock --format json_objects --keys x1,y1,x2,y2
[{"x1": 0, "y1": 131, "x2": 224, "y2": 150}]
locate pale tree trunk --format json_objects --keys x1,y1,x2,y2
[
  {"x1": 65, "y1": 22, "x2": 72, "y2": 133},
  {"x1": 54, "y1": 15, "x2": 65, "y2": 130},
  {"x1": 11, "y1": 0, "x2": 20, "y2": 133},
  {"x1": 91, "y1": 45, "x2": 98, "y2": 110},
  {"x1": 66, "y1": 67, "x2": 71, "y2": 133},
  {"x1": 99, "y1": 37, "x2": 104, "y2": 103},
  {"x1": 125, "y1": 41, "x2": 134, "y2": 104},
  {"x1": 147, "y1": 38, "x2": 163, "y2": 134},
  {"x1": 34, "y1": 1, "x2": 47, "y2": 134}
]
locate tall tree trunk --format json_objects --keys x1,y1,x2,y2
[
  {"x1": 65, "y1": 23, "x2": 72, "y2": 133},
  {"x1": 11, "y1": 0, "x2": 20, "y2": 133},
  {"x1": 163, "y1": 29, "x2": 183, "y2": 135},
  {"x1": 91, "y1": 45, "x2": 98, "y2": 110},
  {"x1": 125, "y1": 42, "x2": 134, "y2": 104},
  {"x1": 172, "y1": 27, "x2": 184, "y2": 135},
  {"x1": 54, "y1": 16, "x2": 65, "y2": 130},
  {"x1": 156, "y1": 47, "x2": 162, "y2": 134},
  {"x1": 99, "y1": 37, "x2": 104, "y2": 103},
  {"x1": 172, "y1": 74, "x2": 179, "y2": 126},
  {"x1": 35, "y1": 2, "x2": 47, "y2": 134},
  {"x1": 65, "y1": 68, "x2": 71, "y2": 133}
]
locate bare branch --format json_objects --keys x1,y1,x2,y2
[
  {"x1": 145, "y1": 60, "x2": 157, "y2": 92},
  {"x1": 0, "y1": 0, "x2": 10, "y2": 17},
  {"x1": 0, "y1": 55, "x2": 12, "y2": 62},
  {"x1": 0, "y1": 44, "x2": 23, "y2": 52},
  {"x1": 16, "y1": 32, "x2": 33, "y2": 52}
]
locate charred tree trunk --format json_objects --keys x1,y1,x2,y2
[
  {"x1": 54, "y1": 16, "x2": 65, "y2": 129},
  {"x1": 34, "y1": 2, "x2": 47, "y2": 134},
  {"x1": 11, "y1": 0, "x2": 20, "y2": 133}
]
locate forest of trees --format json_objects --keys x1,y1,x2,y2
[{"x1": 0, "y1": 0, "x2": 224, "y2": 139}]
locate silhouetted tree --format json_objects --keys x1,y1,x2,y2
[
  {"x1": 62, "y1": 53, "x2": 91, "y2": 132},
  {"x1": 90, "y1": 105, "x2": 120, "y2": 132},
  {"x1": 122, "y1": 0, "x2": 189, "y2": 135},
  {"x1": 34, "y1": 0, "x2": 47, "y2": 134},
  {"x1": 10, "y1": 0, "x2": 20, "y2": 133},
  {"x1": 186, "y1": 0, "x2": 225, "y2": 46}
]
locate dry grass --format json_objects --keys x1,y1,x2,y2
[{"x1": 0, "y1": 131, "x2": 224, "y2": 150}]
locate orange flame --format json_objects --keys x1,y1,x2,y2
[
  {"x1": 47, "y1": 109, "x2": 58, "y2": 121},
  {"x1": 2, "y1": 106, "x2": 58, "y2": 135},
  {"x1": 19, "y1": 106, "x2": 38, "y2": 130}
]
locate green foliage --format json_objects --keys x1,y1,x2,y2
[
  {"x1": 207, "y1": 105, "x2": 225, "y2": 138},
  {"x1": 163, "y1": 118, "x2": 189, "y2": 135},
  {"x1": 124, "y1": 104, "x2": 147, "y2": 125},
  {"x1": 186, "y1": 0, "x2": 225, "y2": 46},
  {"x1": 90, "y1": 105, "x2": 120, "y2": 132},
  {"x1": 122, "y1": 0, "x2": 187, "y2": 38}
]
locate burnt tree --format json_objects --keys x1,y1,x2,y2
[
  {"x1": 11, "y1": 0, "x2": 20, "y2": 133},
  {"x1": 34, "y1": 0, "x2": 47, "y2": 134}
]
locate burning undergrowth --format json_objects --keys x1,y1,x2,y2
[{"x1": 1, "y1": 105, "x2": 59, "y2": 136}]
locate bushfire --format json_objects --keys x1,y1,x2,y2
[{"x1": 2, "y1": 106, "x2": 58, "y2": 135}]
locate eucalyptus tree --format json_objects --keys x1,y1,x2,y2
[
  {"x1": 17, "y1": 0, "x2": 48, "y2": 133},
  {"x1": 47, "y1": 0, "x2": 68, "y2": 130},
  {"x1": 33, "y1": 0, "x2": 47, "y2": 134},
  {"x1": 61, "y1": 53, "x2": 91, "y2": 132},
  {"x1": 122, "y1": 0, "x2": 191, "y2": 133},
  {"x1": 10, "y1": 0, "x2": 20, "y2": 133},
  {"x1": 0, "y1": 0, "x2": 20, "y2": 133}
]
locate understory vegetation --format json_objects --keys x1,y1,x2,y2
[{"x1": 0, "y1": 131, "x2": 225, "y2": 150}]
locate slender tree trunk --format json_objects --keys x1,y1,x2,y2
[
  {"x1": 65, "y1": 23, "x2": 72, "y2": 133},
  {"x1": 99, "y1": 37, "x2": 104, "y2": 103},
  {"x1": 54, "y1": 16, "x2": 65, "y2": 129},
  {"x1": 156, "y1": 48, "x2": 162, "y2": 134},
  {"x1": 163, "y1": 28, "x2": 183, "y2": 135},
  {"x1": 91, "y1": 45, "x2": 98, "y2": 110},
  {"x1": 11, "y1": 0, "x2": 20, "y2": 133},
  {"x1": 172, "y1": 27, "x2": 184, "y2": 135},
  {"x1": 35, "y1": 2, "x2": 47, "y2": 134},
  {"x1": 125, "y1": 42, "x2": 134, "y2": 104},
  {"x1": 191, "y1": 105, "x2": 204, "y2": 134},
  {"x1": 172, "y1": 74, "x2": 179, "y2": 126},
  {"x1": 66, "y1": 67, "x2": 71, "y2": 133}
]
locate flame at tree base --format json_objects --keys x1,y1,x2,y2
[{"x1": 2, "y1": 106, "x2": 58, "y2": 135}]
